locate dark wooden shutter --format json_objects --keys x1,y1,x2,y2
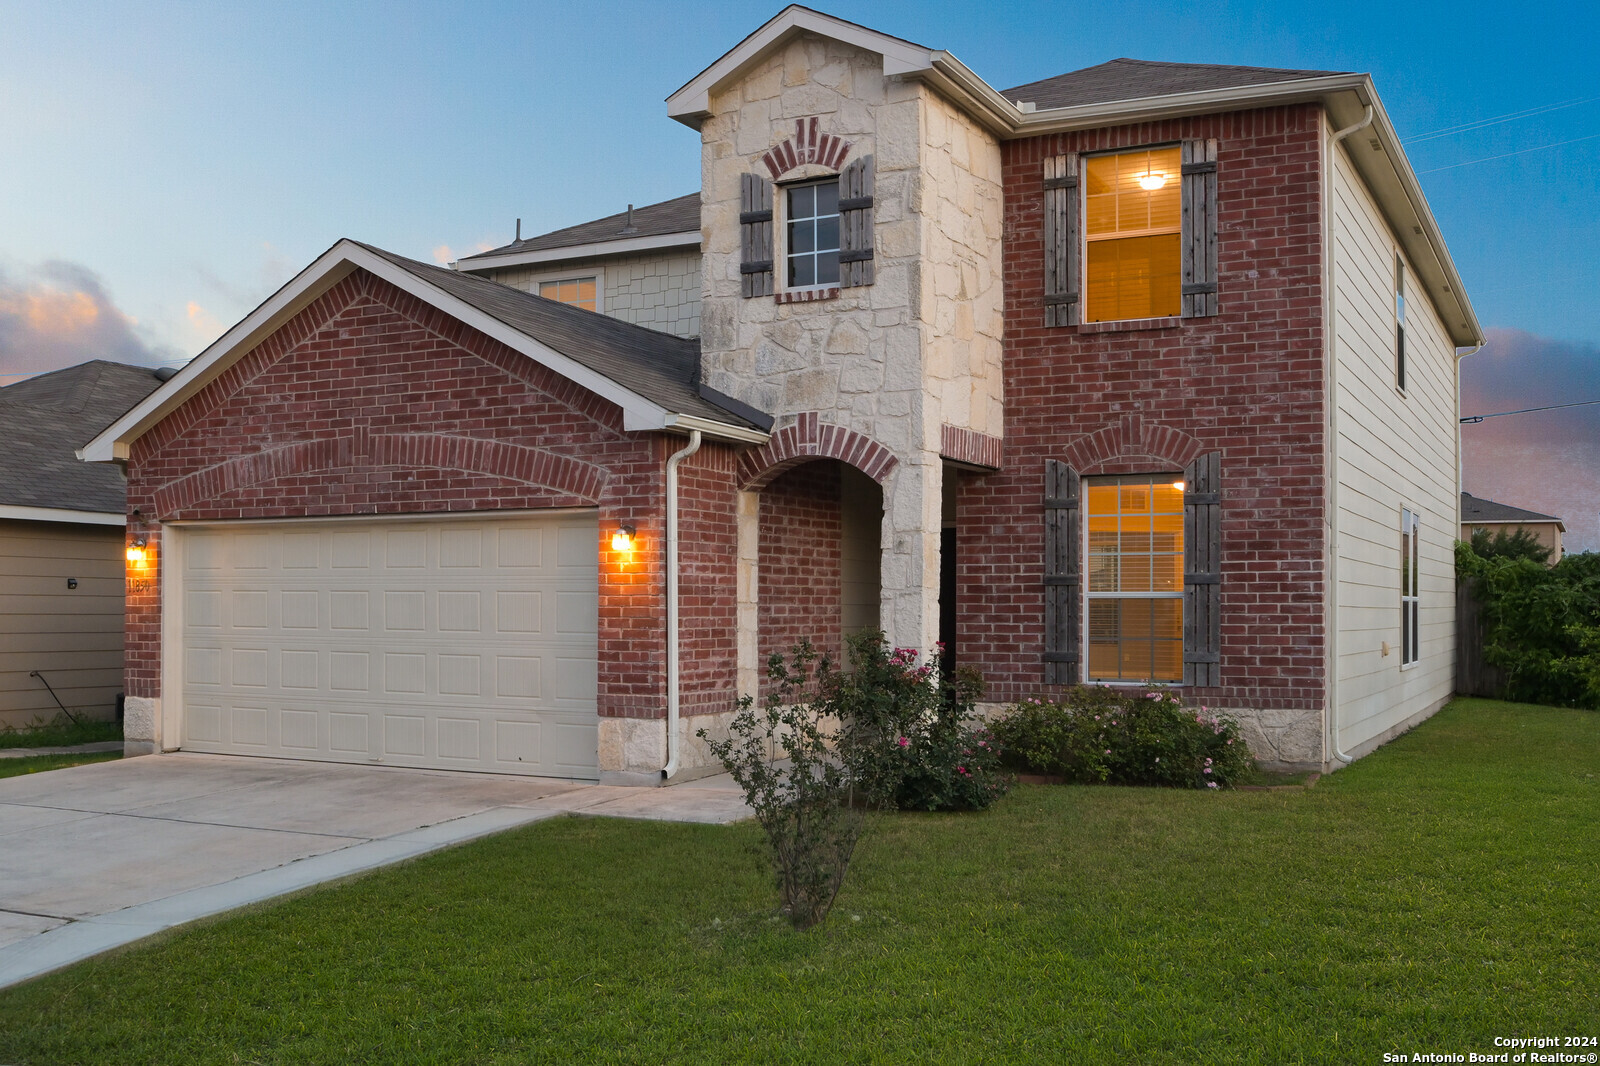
[
  {"x1": 740, "y1": 173, "x2": 774, "y2": 298},
  {"x1": 1043, "y1": 459, "x2": 1081, "y2": 684},
  {"x1": 1043, "y1": 154, "x2": 1080, "y2": 327},
  {"x1": 838, "y1": 155, "x2": 874, "y2": 287},
  {"x1": 1183, "y1": 451, "x2": 1222, "y2": 686},
  {"x1": 1181, "y1": 139, "x2": 1219, "y2": 318}
]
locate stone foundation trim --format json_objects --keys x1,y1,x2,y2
[
  {"x1": 152, "y1": 431, "x2": 607, "y2": 517},
  {"x1": 1063, "y1": 412, "x2": 1208, "y2": 476},
  {"x1": 940, "y1": 425, "x2": 1003, "y2": 470},
  {"x1": 738, "y1": 412, "x2": 898, "y2": 490},
  {"x1": 762, "y1": 117, "x2": 852, "y2": 179},
  {"x1": 774, "y1": 287, "x2": 840, "y2": 305}
]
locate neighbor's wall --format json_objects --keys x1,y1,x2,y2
[
  {"x1": 1329, "y1": 129, "x2": 1459, "y2": 755},
  {"x1": 962, "y1": 105, "x2": 1330, "y2": 768},
  {"x1": 0, "y1": 520, "x2": 125, "y2": 729},
  {"x1": 478, "y1": 249, "x2": 702, "y2": 338}
]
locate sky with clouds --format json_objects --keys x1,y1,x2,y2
[{"x1": 1, "y1": 0, "x2": 1595, "y2": 541}]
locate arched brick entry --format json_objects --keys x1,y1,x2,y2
[
  {"x1": 1063, "y1": 413, "x2": 1207, "y2": 475},
  {"x1": 737, "y1": 412, "x2": 898, "y2": 490}
]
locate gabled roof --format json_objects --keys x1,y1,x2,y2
[
  {"x1": 81, "y1": 240, "x2": 770, "y2": 464},
  {"x1": 1461, "y1": 492, "x2": 1565, "y2": 531},
  {"x1": 460, "y1": 194, "x2": 701, "y2": 270},
  {"x1": 1, "y1": 361, "x2": 165, "y2": 521},
  {"x1": 1002, "y1": 58, "x2": 1348, "y2": 111}
]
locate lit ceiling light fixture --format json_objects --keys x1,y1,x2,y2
[
  {"x1": 1172, "y1": 481, "x2": 1186, "y2": 492},
  {"x1": 1139, "y1": 166, "x2": 1167, "y2": 192}
]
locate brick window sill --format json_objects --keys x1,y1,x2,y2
[
  {"x1": 775, "y1": 287, "x2": 840, "y2": 305},
  {"x1": 1076, "y1": 316, "x2": 1183, "y2": 334}
]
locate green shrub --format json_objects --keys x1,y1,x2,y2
[
  {"x1": 830, "y1": 632, "x2": 1009, "y2": 812},
  {"x1": 1469, "y1": 526, "x2": 1554, "y2": 565},
  {"x1": 1458, "y1": 542, "x2": 1600, "y2": 709},
  {"x1": 991, "y1": 688, "x2": 1253, "y2": 789},
  {"x1": 700, "y1": 642, "x2": 864, "y2": 930}
]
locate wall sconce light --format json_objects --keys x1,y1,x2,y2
[
  {"x1": 610, "y1": 524, "x2": 636, "y2": 553},
  {"x1": 126, "y1": 536, "x2": 148, "y2": 564}
]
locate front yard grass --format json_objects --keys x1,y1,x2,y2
[
  {"x1": 0, "y1": 698, "x2": 1594, "y2": 1064},
  {"x1": 0, "y1": 752, "x2": 121, "y2": 779}
]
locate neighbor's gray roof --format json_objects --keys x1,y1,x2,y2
[
  {"x1": 460, "y1": 193, "x2": 701, "y2": 263},
  {"x1": 1002, "y1": 58, "x2": 1348, "y2": 111},
  {"x1": 1, "y1": 361, "x2": 166, "y2": 515},
  {"x1": 1460, "y1": 492, "x2": 1565, "y2": 529},
  {"x1": 355, "y1": 243, "x2": 768, "y2": 431}
]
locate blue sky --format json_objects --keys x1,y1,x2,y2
[{"x1": 2, "y1": 0, "x2": 1597, "y2": 540}]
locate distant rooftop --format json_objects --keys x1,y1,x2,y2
[
  {"x1": 1, "y1": 361, "x2": 166, "y2": 515},
  {"x1": 461, "y1": 193, "x2": 700, "y2": 263},
  {"x1": 1461, "y1": 491, "x2": 1565, "y2": 530}
]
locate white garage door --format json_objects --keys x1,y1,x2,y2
[{"x1": 177, "y1": 512, "x2": 599, "y2": 779}]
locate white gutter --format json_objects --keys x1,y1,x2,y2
[
  {"x1": 1327, "y1": 105, "x2": 1374, "y2": 766},
  {"x1": 661, "y1": 428, "x2": 703, "y2": 781}
]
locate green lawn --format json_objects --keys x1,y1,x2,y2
[
  {"x1": 0, "y1": 698, "x2": 1594, "y2": 1064},
  {"x1": 0, "y1": 752, "x2": 121, "y2": 779}
]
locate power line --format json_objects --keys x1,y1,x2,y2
[
  {"x1": 1406, "y1": 95, "x2": 1600, "y2": 144},
  {"x1": 1418, "y1": 131, "x2": 1600, "y2": 174},
  {"x1": 1461, "y1": 397, "x2": 1600, "y2": 424}
]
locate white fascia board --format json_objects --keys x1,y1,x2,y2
[
  {"x1": 667, "y1": 5, "x2": 937, "y2": 126},
  {"x1": 81, "y1": 240, "x2": 686, "y2": 463},
  {"x1": 80, "y1": 245, "x2": 363, "y2": 463},
  {"x1": 665, "y1": 414, "x2": 771, "y2": 445},
  {"x1": 458, "y1": 230, "x2": 700, "y2": 273},
  {"x1": 0, "y1": 504, "x2": 125, "y2": 526}
]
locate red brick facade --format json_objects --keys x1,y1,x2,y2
[
  {"x1": 123, "y1": 268, "x2": 738, "y2": 722},
  {"x1": 757, "y1": 461, "x2": 844, "y2": 693},
  {"x1": 959, "y1": 105, "x2": 1328, "y2": 711}
]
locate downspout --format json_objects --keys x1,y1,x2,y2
[
  {"x1": 661, "y1": 429, "x2": 703, "y2": 780},
  {"x1": 1326, "y1": 105, "x2": 1373, "y2": 765}
]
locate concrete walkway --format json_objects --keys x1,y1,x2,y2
[{"x1": 0, "y1": 752, "x2": 750, "y2": 990}]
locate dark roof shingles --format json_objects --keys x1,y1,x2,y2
[
  {"x1": 356, "y1": 243, "x2": 765, "y2": 430},
  {"x1": 1460, "y1": 492, "x2": 1563, "y2": 527},
  {"x1": 0, "y1": 361, "x2": 166, "y2": 515},
  {"x1": 461, "y1": 193, "x2": 700, "y2": 261},
  {"x1": 1002, "y1": 58, "x2": 1347, "y2": 111}
]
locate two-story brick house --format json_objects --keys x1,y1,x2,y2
[{"x1": 85, "y1": 7, "x2": 1480, "y2": 780}]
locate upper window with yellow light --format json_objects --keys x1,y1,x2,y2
[
  {"x1": 538, "y1": 276, "x2": 598, "y2": 312},
  {"x1": 1083, "y1": 146, "x2": 1182, "y2": 323}
]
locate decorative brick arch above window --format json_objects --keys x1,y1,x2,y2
[
  {"x1": 151, "y1": 431, "x2": 607, "y2": 517},
  {"x1": 738, "y1": 412, "x2": 897, "y2": 490},
  {"x1": 762, "y1": 118, "x2": 852, "y2": 179},
  {"x1": 1063, "y1": 413, "x2": 1207, "y2": 476}
]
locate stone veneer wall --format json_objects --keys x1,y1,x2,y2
[
  {"x1": 481, "y1": 250, "x2": 702, "y2": 338},
  {"x1": 959, "y1": 105, "x2": 1330, "y2": 769},
  {"x1": 695, "y1": 30, "x2": 1003, "y2": 657}
]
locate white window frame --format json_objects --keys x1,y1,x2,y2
[
  {"x1": 782, "y1": 177, "x2": 841, "y2": 292},
  {"x1": 526, "y1": 267, "x2": 605, "y2": 314},
  {"x1": 1401, "y1": 507, "x2": 1420, "y2": 667},
  {"x1": 1082, "y1": 474, "x2": 1185, "y2": 685},
  {"x1": 1395, "y1": 256, "x2": 1407, "y2": 393}
]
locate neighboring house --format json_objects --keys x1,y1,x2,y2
[
  {"x1": 1460, "y1": 491, "x2": 1564, "y2": 562},
  {"x1": 1, "y1": 361, "x2": 166, "y2": 730},
  {"x1": 82, "y1": 6, "x2": 1481, "y2": 778}
]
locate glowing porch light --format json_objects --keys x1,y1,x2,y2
[{"x1": 611, "y1": 525, "x2": 637, "y2": 553}]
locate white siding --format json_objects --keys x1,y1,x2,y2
[
  {"x1": 1330, "y1": 133, "x2": 1458, "y2": 754},
  {"x1": 0, "y1": 520, "x2": 125, "y2": 729},
  {"x1": 482, "y1": 250, "x2": 702, "y2": 338}
]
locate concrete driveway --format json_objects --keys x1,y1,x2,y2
[{"x1": 0, "y1": 752, "x2": 750, "y2": 989}]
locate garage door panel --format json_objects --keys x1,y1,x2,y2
[{"x1": 180, "y1": 514, "x2": 599, "y2": 778}]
